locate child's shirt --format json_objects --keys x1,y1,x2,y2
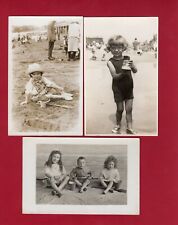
[
  {"x1": 70, "y1": 166, "x2": 91, "y2": 179},
  {"x1": 45, "y1": 164, "x2": 66, "y2": 178},
  {"x1": 100, "y1": 168, "x2": 120, "y2": 183},
  {"x1": 25, "y1": 77, "x2": 62, "y2": 96}
]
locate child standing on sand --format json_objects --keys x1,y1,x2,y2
[
  {"x1": 99, "y1": 155, "x2": 122, "y2": 194},
  {"x1": 70, "y1": 156, "x2": 92, "y2": 193},
  {"x1": 20, "y1": 63, "x2": 73, "y2": 108},
  {"x1": 44, "y1": 150, "x2": 69, "y2": 197},
  {"x1": 107, "y1": 35, "x2": 137, "y2": 134}
]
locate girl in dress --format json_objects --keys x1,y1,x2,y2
[
  {"x1": 99, "y1": 155, "x2": 121, "y2": 194},
  {"x1": 44, "y1": 150, "x2": 69, "y2": 197}
]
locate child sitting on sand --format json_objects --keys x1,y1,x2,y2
[
  {"x1": 44, "y1": 150, "x2": 69, "y2": 197},
  {"x1": 99, "y1": 155, "x2": 122, "y2": 194},
  {"x1": 70, "y1": 156, "x2": 92, "y2": 193},
  {"x1": 20, "y1": 63, "x2": 73, "y2": 108}
]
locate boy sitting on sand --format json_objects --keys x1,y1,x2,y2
[
  {"x1": 20, "y1": 63, "x2": 73, "y2": 108},
  {"x1": 70, "y1": 156, "x2": 92, "y2": 193}
]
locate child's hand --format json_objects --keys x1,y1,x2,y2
[
  {"x1": 128, "y1": 60, "x2": 134, "y2": 68},
  {"x1": 128, "y1": 60, "x2": 137, "y2": 73},
  {"x1": 20, "y1": 101, "x2": 27, "y2": 106}
]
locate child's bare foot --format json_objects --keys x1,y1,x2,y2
[
  {"x1": 109, "y1": 188, "x2": 114, "y2": 193},
  {"x1": 51, "y1": 190, "x2": 57, "y2": 195},
  {"x1": 79, "y1": 189, "x2": 83, "y2": 193},
  {"x1": 51, "y1": 190, "x2": 62, "y2": 198}
]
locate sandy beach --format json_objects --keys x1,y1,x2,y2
[
  {"x1": 85, "y1": 49, "x2": 158, "y2": 135},
  {"x1": 36, "y1": 145, "x2": 127, "y2": 205},
  {"x1": 9, "y1": 39, "x2": 81, "y2": 134}
]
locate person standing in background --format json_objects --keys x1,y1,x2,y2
[
  {"x1": 67, "y1": 21, "x2": 80, "y2": 61},
  {"x1": 132, "y1": 38, "x2": 140, "y2": 51},
  {"x1": 47, "y1": 21, "x2": 56, "y2": 60}
]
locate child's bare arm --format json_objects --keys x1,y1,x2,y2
[
  {"x1": 113, "y1": 170, "x2": 121, "y2": 183},
  {"x1": 44, "y1": 167, "x2": 53, "y2": 178},
  {"x1": 44, "y1": 78, "x2": 64, "y2": 92},
  {"x1": 20, "y1": 94, "x2": 31, "y2": 105},
  {"x1": 107, "y1": 61, "x2": 123, "y2": 79}
]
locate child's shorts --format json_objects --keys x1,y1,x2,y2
[
  {"x1": 76, "y1": 177, "x2": 90, "y2": 185},
  {"x1": 113, "y1": 88, "x2": 134, "y2": 102}
]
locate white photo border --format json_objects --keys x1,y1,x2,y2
[
  {"x1": 84, "y1": 17, "x2": 158, "y2": 136},
  {"x1": 8, "y1": 16, "x2": 83, "y2": 136},
  {"x1": 23, "y1": 137, "x2": 140, "y2": 215}
]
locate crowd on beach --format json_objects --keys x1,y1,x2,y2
[
  {"x1": 86, "y1": 35, "x2": 157, "y2": 61},
  {"x1": 12, "y1": 20, "x2": 81, "y2": 61}
]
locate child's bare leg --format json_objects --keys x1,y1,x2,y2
[
  {"x1": 74, "y1": 179, "x2": 83, "y2": 188},
  {"x1": 103, "y1": 181, "x2": 114, "y2": 194},
  {"x1": 49, "y1": 177, "x2": 62, "y2": 194},
  {"x1": 47, "y1": 93, "x2": 73, "y2": 101},
  {"x1": 100, "y1": 178, "x2": 107, "y2": 188},
  {"x1": 58, "y1": 176, "x2": 70, "y2": 192},
  {"x1": 125, "y1": 99, "x2": 133, "y2": 130},
  {"x1": 116, "y1": 102, "x2": 124, "y2": 127},
  {"x1": 80, "y1": 179, "x2": 90, "y2": 192}
]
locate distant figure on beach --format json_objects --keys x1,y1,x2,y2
[
  {"x1": 47, "y1": 20, "x2": 56, "y2": 60},
  {"x1": 132, "y1": 38, "x2": 140, "y2": 51},
  {"x1": 63, "y1": 35, "x2": 68, "y2": 56},
  {"x1": 20, "y1": 63, "x2": 73, "y2": 108},
  {"x1": 44, "y1": 150, "x2": 70, "y2": 198},
  {"x1": 67, "y1": 21, "x2": 80, "y2": 61}
]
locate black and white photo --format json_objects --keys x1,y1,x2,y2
[
  {"x1": 23, "y1": 137, "x2": 139, "y2": 214},
  {"x1": 8, "y1": 16, "x2": 83, "y2": 135},
  {"x1": 85, "y1": 17, "x2": 158, "y2": 136}
]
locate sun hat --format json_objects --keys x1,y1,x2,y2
[
  {"x1": 107, "y1": 35, "x2": 128, "y2": 51},
  {"x1": 27, "y1": 63, "x2": 44, "y2": 75}
]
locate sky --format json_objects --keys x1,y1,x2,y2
[
  {"x1": 9, "y1": 16, "x2": 158, "y2": 43},
  {"x1": 9, "y1": 16, "x2": 82, "y2": 28},
  {"x1": 85, "y1": 17, "x2": 158, "y2": 43}
]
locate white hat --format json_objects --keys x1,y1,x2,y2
[{"x1": 27, "y1": 63, "x2": 43, "y2": 75}]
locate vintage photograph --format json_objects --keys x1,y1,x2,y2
[
  {"x1": 8, "y1": 16, "x2": 83, "y2": 135},
  {"x1": 85, "y1": 17, "x2": 158, "y2": 136},
  {"x1": 23, "y1": 138, "x2": 139, "y2": 214}
]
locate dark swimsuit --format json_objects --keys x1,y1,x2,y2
[{"x1": 109, "y1": 57, "x2": 134, "y2": 102}]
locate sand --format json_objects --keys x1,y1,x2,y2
[
  {"x1": 85, "y1": 49, "x2": 158, "y2": 135},
  {"x1": 36, "y1": 147, "x2": 127, "y2": 205},
  {"x1": 10, "y1": 40, "x2": 81, "y2": 133}
]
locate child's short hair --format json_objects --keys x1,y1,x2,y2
[
  {"x1": 104, "y1": 155, "x2": 118, "y2": 168},
  {"x1": 107, "y1": 35, "x2": 128, "y2": 51},
  {"x1": 27, "y1": 63, "x2": 44, "y2": 76},
  {"x1": 77, "y1": 156, "x2": 86, "y2": 165}
]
